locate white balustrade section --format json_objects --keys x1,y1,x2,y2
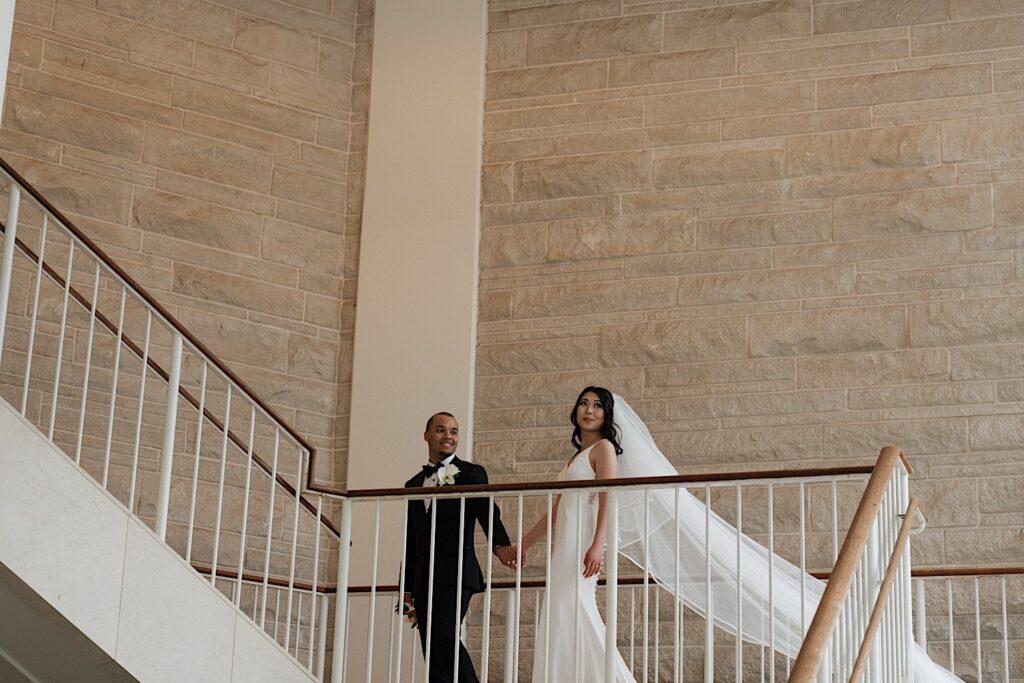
[
  {"x1": 0, "y1": 158, "x2": 336, "y2": 678},
  {"x1": 913, "y1": 569, "x2": 1023, "y2": 683},
  {"x1": 330, "y1": 466, "x2": 878, "y2": 683}
]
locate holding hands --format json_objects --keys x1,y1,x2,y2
[{"x1": 495, "y1": 544, "x2": 520, "y2": 570}]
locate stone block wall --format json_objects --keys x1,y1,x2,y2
[
  {"x1": 1, "y1": 0, "x2": 371, "y2": 490},
  {"x1": 476, "y1": 0, "x2": 1024, "y2": 575}
]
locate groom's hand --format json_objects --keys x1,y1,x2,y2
[{"x1": 494, "y1": 545, "x2": 517, "y2": 570}]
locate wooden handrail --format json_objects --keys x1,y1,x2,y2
[
  {"x1": 340, "y1": 565, "x2": 1024, "y2": 595},
  {"x1": 1, "y1": 220, "x2": 339, "y2": 537},
  {"x1": 788, "y1": 445, "x2": 906, "y2": 682},
  {"x1": 323, "y1": 463, "x2": 876, "y2": 499},
  {"x1": 0, "y1": 158, "x2": 317, "y2": 468},
  {"x1": 912, "y1": 565, "x2": 1024, "y2": 578},
  {"x1": 0, "y1": 158, "x2": 339, "y2": 536},
  {"x1": 191, "y1": 563, "x2": 333, "y2": 594},
  {"x1": 848, "y1": 497, "x2": 919, "y2": 682},
  {"x1": 0, "y1": 218, "x2": 339, "y2": 538}
]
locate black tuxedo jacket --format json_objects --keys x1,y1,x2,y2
[{"x1": 403, "y1": 456, "x2": 511, "y2": 596}]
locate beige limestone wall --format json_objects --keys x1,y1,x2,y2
[
  {"x1": 1, "y1": 0, "x2": 371, "y2": 489},
  {"x1": 476, "y1": 0, "x2": 1024, "y2": 576}
]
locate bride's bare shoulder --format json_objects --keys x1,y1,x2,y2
[{"x1": 589, "y1": 438, "x2": 616, "y2": 462}]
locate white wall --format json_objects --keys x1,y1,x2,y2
[{"x1": 0, "y1": 402, "x2": 315, "y2": 683}]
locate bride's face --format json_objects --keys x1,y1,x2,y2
[{"x1": 575, "y1": 391, "x2": 605, "y2": 433}]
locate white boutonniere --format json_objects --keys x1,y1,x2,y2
[{"x1": 440, "y1": 463, "x2": 461, "y2": 486}]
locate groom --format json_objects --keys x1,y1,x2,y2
[{"x1": 402, "y1": 412, "x2": 517, "y2": 683}]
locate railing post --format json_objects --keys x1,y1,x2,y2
[
  {"x1": 155, "y1": 332, "x2": 183, "y2": 540},
  {"x1": 331, "y1": 498, "x2": 353, "y2": 683},
  {"x1": 604, "y1": 490, "x2": 619, "y2": 683},
  {"x1": 914, "y1": 578, "x2": 926, "y2": 648},
  {"x1": 317, "y1": 593, "x2": 329, "y2": 681},
  {"x1": 0, "y1": 183, "x2": 21, "y2": 366},
  {"x1": 504, "y1": 588, "x2": 516, "y2": 683}
]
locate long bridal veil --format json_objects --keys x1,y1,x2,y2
[{"x1": 610, "y1": 395, "x2": 960, "y2": 682}]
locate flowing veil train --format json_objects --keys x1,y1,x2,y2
[{"x1": 609, "y1": 394, "x2": 960, "y2": 682}]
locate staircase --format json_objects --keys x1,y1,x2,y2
[
  {"x1": 0, "y1": 156, "x2": 1019, "y2": 682},
  {"x1": 0, "y1": 160, "x2": 339, "y2": 680}
]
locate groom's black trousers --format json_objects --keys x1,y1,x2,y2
[{"x1": 413, "y1": 586, "x2": 479, "y2": 683}]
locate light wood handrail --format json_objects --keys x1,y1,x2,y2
[
  {"x1": 788, "y1": 445, "x2": 906, "y2": 682},
  {"x1": 848, "y1": 497, "x2": 919, "y2": 682}
]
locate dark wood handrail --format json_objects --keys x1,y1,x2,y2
[
  {"x1": 230, "y1": 561, "x2": 1024, "y2": 597},
  {"x1": 849, "y1": 497, "x2": 919, "y2": 682},
  {"x1": 0, "y1": 160, "x2": 338, "y2": 537},
  {"x1": 191, "y1": 563, "x2": 333, "y2": 595},
  {"x1": 0, "y1": 158, "x2": 316, "y2": 465},
  {"x1": 788, "y1": 445, "x2": 907, "y2": 682},
  {"x1": 912, "y1": 565, "x2": 1024, "y2": 578},
  {"x1": 325, "y1": 463, "x2": 876, "y2": 499}
]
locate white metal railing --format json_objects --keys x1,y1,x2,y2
[
  {"x1": 331, "y1": 466, "x2": 879, "y2": 683},
  {"x1": 913, "y1": 568, "x2": 1024, "y2": 683},
  {"x1": 0, "y1": 158, "x2": 338, "y2": 677}
]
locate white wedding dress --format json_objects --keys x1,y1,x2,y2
[
  {"x1": 531, "y1": 443, "x2": 636, "y2": 683},
  {"x1": 529, "y1": 396, "x2": 960, "y2": 683}
]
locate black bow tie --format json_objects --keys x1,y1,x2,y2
[{"x1": 422, "y1": 461, "x2": 445, "y2": 475}]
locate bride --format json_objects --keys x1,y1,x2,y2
[
  {"x1": 517, "y1": 386, "x2": 635, "y2": 682},
  {"x1": 514, "y1": 386, "x2": 960, "y2": 683}
]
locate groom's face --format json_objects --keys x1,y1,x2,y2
[{"x1": 424, "y1": 414, "x2": 459, "y2": 462}]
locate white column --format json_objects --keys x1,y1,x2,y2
[
  {"x1": 348, "y1": 0, "x2": 488, "y2": 483},
  {"x1": 344, "y1": 2, "x2": 489, "y2": 680},
  {"x1": 0, "y1": 0, "x2": 14, "y2": 122}
]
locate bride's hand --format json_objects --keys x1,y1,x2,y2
[{"x1": 582, "y1": 542, "x2": 605, "y2": 578}]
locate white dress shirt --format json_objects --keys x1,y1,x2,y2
[{"x1": 424, "y1": 454, "x2": 456, "y2": 510}]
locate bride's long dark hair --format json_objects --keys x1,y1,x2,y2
[{"x1": 570, "y1": 386, "x2": 623, "y2": 455}]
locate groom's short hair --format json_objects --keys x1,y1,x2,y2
[{"x1": 425, "y1": 411, "x2": 456, "y2": 432}]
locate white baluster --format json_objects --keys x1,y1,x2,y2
[
  {"x1": 947, "y1": 579, "x2": 954, "y2": 672},
  {"x1": 331, "y1": 498, "x2": 353, "y2": 683},
  {"x1": 260, "y1": 430, "x2": 281, "y2": 629},
  {"x1": 47, "y1": 241, "x2": 74, "y2": 441},
  {"x1": 210, "y1": 385, "x2": 232, "y2": 585},
  {"x1": 365, "y1": 499, "x2": 383, "y2": 683},
  {"x1": 704, "y1": 484, "x2": 713, "y2": 683},
  {"x1": 480, "y1": 496, "x2": 494, "y2": 683},
  {"x1": 0, "y1": 183, "x2": 21, "y2": 366},
  {"x1": 307, "y1": 495, "x2": 324, "y2": 671},
  {"x1": 513, "y1": 493, "x2": 524, "y2": 683},
  {"x1": 317, "y1": 593, "x2": 329, "y2": 681},
  {"x1": 543, "y1": 492, "x2": 553, "y2": 682},
  {"x1": 185, "y1": 362, "x2": 208, "y2": 564},
  {"x1": 1002, "y1": 576, "x2": 1009, "y2": 683},
  {"x1": 101, "y1": 288, "x2": 127, "y2": 488},
  {"x1": 768, "y1": 482, "x2": 775, "y2": 683},
  {"x1": 127, "y1": 310, "x2": 150, "y2": 511},
  {"x1": 20, "y1": 214, "x2": 46, "y2": 415},
  {"x1": 736, "y1": 484, "x2": 742, "y2": 683},
  {"x1": 395, "y1": 498, "x2": 410, "y2": 683},
  {"x1": 155, "y1": 331, "x2": 182, "y2": 540},
  {"x1": 73, "y1": 262, "x2": 100, "y2": 465},
  {"x1": 975, "y1": 577, "x2": 981, "y2": 683},
  {"x1": 284, "y1": 450, "x2": 305, "y2": 649},
  {"x1": 605, "y1": 490, "x2": 619, "y2": 683},
  {"x1": 503, "y1": 588, "x2": 515, "y2": 683},
  {"x1": 233, "y1": 405, "x2": 257, "y2": 603}
]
